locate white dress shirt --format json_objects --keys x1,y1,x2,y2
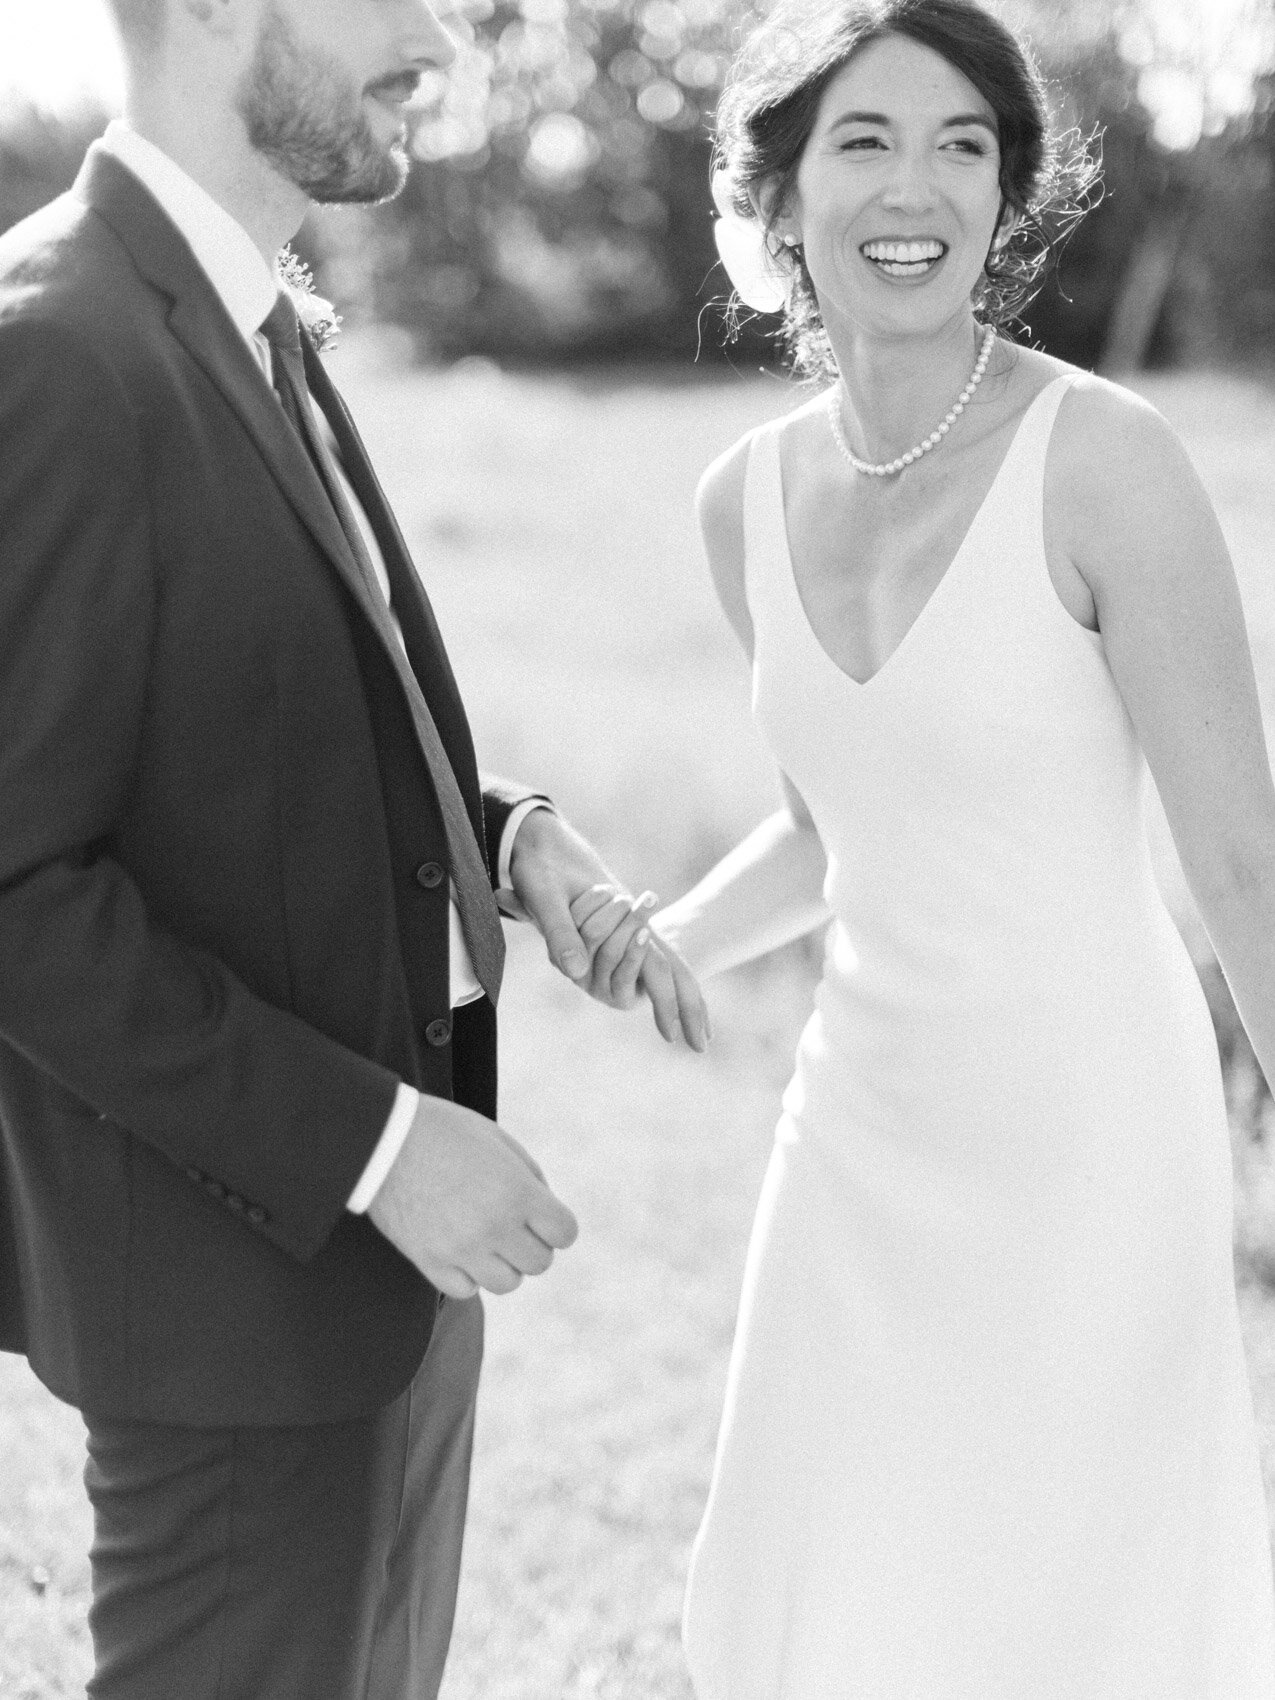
[{"x1": 96, "y1": 122, "x2": 546, "y2": 1212}]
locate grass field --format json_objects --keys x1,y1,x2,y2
[{"x1": 4, "y1": 357, "x2": 1275, "y2": 1698}]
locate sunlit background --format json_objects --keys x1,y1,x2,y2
[
  {"x1": 0, "y1": 0, "x2": 124, "y2": 115},
  {"x1": 3, "y1": 0, "x2": 1275, "y2": 369},
  {"x1": 7, "y1": 6, "x2": 1275, "y2": 1699}
]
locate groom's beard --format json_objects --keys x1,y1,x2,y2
[{"x1": 236, "y1": 2, "x2": 412, "y2": 205}]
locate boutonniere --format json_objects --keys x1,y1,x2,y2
[{"x1": 277, "y1": 246, "x2": 342, "y2": 353}]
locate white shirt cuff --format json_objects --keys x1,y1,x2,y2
[
  {"x1": 347, "y1": 1082, "x2": 419, "y2": 1213},
  {"x1": 497, "y1": 799, "x2": 555, "y2": 893}
]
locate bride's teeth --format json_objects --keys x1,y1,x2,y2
[{"x1": 863, "y1": 240, "x2": 944, "y2": 264}]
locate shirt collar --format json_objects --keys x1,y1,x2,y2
[{"x1": 97, "y1": 119, "x2": 280, "y2": 349}]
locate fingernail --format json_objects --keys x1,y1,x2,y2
[
  {"x1": 562, "y1": 951, "x2": 587, "y2": 976},
  {"x1": 640, "y1": 892, "x2": 657, "y2": 909},
  {"x1": 636, "y1": 928, "x2": 650, "y2": 946}
]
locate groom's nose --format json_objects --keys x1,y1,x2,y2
[{"x1": 396, "y1": 0, "x2": 458, "y2": 70}]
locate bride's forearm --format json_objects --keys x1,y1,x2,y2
[
  {"x1": 1191, "y1": 849, "x2": 1275, "y2": 1095},
  {"x1": 653, "y1": 808, "x2": 831, "y2": 981}
]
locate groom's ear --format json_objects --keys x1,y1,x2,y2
[{"x1": 180, "y1": 0, "x2": 239, "y2": 37}]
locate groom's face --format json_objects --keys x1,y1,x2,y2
[{"x1": 234, "y1": 0, "x2": 455, "y2": 204}]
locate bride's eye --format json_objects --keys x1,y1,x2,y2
[{"x1": 840, "y1": 135, "x2": 887, "y2": 151}]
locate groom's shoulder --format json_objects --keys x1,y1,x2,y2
[
  {"x1": 0, "y1": 193, "x2": 155, "y2": 467},
  {"x1": 0, "y1": 186, "x2": 155, "y2": 380}
]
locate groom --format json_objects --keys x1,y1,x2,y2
[{"x1": 0, "y1": 0, "x2": 704, "y2": 1694}]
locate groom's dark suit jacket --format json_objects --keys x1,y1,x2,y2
[{"x1": 0, "y1": 149, "x2": 535, "y2": 1427}]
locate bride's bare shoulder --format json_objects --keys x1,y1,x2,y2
[
  {"x1": 696, "y1": 398, "x2": 816, "y2": 656},
  {"x1": 697, "y1": 392, "x2": 827, "y2": 528},
  {"x1": 1049, "y1": 366, "x2": 1190, "y2": 495},
  {"x1": 695, "y1": 428, "x2": 760, "y2": 657}
]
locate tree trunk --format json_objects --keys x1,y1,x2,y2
[{"x1": 1098, "y1": 203, "x2": 1191, "y2": 374}]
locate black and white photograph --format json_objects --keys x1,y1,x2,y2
[{"x1": 2, "y1": 0, "x2": 1275, "y2": 1694}]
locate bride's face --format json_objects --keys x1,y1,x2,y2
[{"x1": 778, "y1": 33, "x2": 1006, "y2": 342}]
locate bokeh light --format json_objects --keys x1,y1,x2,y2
[{"x1": 0, "y1": 0, "x2": 123, "y2": 115}]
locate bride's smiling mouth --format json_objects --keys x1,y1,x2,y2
[{"x1": 860, "y1": 238, "x2": 949, "y2": 279}]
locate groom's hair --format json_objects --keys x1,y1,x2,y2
[{"x1": 104, "y1": 0, "x2": 166, "y2": 57}]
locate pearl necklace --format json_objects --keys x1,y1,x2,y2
[{"x1": 827, "y1": 325, "x2": 997, "y2": 477}]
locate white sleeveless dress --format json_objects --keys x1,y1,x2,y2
[{"x1": 682, "y1": 377, "x2": 1275, "y2": 1699}]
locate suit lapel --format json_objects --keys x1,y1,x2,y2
[
  {"x1": 77, "y1": 147, "x2": 488, "y2": 853},
  {"x1": 76, "y1": 149, "x2": 409, "y2": 688}
]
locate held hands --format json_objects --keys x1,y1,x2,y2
[
  {"x1": 502, "y1": 809, "x2": 710, "y2": 1051},
  {"x1": 368, "y1": 811, "x2": 707, "y2": 1300},
  {"x1": 368, "y1": 1095, "x2": 578, "y2": 1299}
]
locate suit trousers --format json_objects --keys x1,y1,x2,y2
[{"x1": 81, "y1": 1294, "x2": 484, "y2": 1700}]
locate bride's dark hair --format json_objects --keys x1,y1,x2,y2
[{"x1": 713, "y1": 0, "x2": 1101, "y2": 381}]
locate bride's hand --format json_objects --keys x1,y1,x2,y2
[
  {"x1": 568, "y1": 884, "x2": 711, "y2": 1052},
  {"x1": 505, "y1": 811, "x2": 707, "y2": 1048},
  {"x1": 569, "y1": 883, "x2": 659, "y2": 1007},
  {"x1": 640, "y1": 931, "x2": 711, "y2": 1052}
]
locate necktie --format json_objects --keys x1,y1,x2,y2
[{"x1": 261, "y1": 293, "x2": 505, "y2": 1003}]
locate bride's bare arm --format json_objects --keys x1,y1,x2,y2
[
  {"x1": 653, "y1": 437, "x2": 832, "y2": 979},
  {"x1": 654, "y1": 775, "x2": 831, "y2": 979},
  {"x1": 1054, "y1": 378, "x2": 1275, "y2": 1089}
]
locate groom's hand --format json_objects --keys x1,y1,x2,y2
[
  {"x1": 505, "y1": 810, "x2": 709, "y2": 1049},
  {"x1": 368, "y1": 1097, "x2": 578, "y2": 1299}
]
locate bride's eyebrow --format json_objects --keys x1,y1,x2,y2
[
  {"x1": 826, "y1": 112, "x2": 998, "y2": 135},
  {"x1": 941, "y1": 114, "x2": 998, "y2": 136},
  {"x1": 828, "y1": 111, "x2": 892, "y2": 129}
]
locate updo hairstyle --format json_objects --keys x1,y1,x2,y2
[{"x1": 714, "y1": 0, "x2": 1101, "y2": 381}]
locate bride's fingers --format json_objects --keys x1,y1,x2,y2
[
  {"x1": 607, "y1": 905, "x2": 658, "y2": 1009},
  {"x1": 640, "y1": 939, "x2": 710, "y2": 1050},
  {"x1": 669, "y1": 952, "x2": 712, "y2": 1051},
  {"x1": 569, "y1": 883, "x2": 624, "y2": 928},
  {"x1": 576, "y1": 892, "x2": 635, "y2": 967},
  {"x1": 591, "y1": 893, "x2": 657, "y2": 1001},
  {"x1": 638, "y1": 949, "x2": 683, "y2": 1043}
]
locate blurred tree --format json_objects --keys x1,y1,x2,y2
[
  {"x1": 311, "y1": 0, "x2": 757, "y2": 361},
  {"x1": 1005, "y1": 0, "x2": 1275, "y2": 372},
  {"x1": 309, "y1": 0, "x2": 1275, "y2": 368},
  {"x1": 2, "y1": 0, "x2": 1274, "y2": 370}
]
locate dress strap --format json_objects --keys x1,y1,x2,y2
[
  {"x1": 980, "y1": 373, "x2": 1082, "y2": 524},
  {"x1": 1008, "y1": 372, "x2": 1081, "y2": 468},
  {"x1": 742, "y1": 421, "x2": 789, "y2": 627}
]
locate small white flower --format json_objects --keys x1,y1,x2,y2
[
  {"x1": 710, "y1": 168, "x2": 791, "y2": 315},
  {"x1": 277, "y1": 246, "x2": 342, "y2": 354}
]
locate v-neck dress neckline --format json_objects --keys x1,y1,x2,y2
[{"x1": 771, "y1": 375, "x2": 1075, "y2": 693}]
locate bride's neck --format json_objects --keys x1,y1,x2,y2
[{"x1": 828, "y1": 315, "x2": 986, "y2": 467}]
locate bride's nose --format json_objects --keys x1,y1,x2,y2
[{"x1": 879, "y1": 148, "x2": 938, "y2": 215}]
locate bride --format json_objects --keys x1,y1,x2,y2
[{"x1": 642, "y1": 0, "x2": 1275, "y2": 1693}]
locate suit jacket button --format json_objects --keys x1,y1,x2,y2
[
  {"x1": 246, "y1": 1205, "x2": 268, "y2": 1227},
  {"x1": 224, "y1": 1191, "x2": 246, "y2": 1214},
  {"x1": 425, "y1": 1018, "x2": 451, "y2": 1047},
  {"x1": 415, "y1": 861, "x2": 444, "y2": 890},
  {"x1": 185, "y1": 1165, "x2": 203, "y2": 1184},
  {"x1": 204, "y1": 1178, "x2": 227, "y2": 1202}
]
